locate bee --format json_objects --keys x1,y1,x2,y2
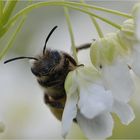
[{"x1": 4, "y1": 26, "x2": 91, "y2": 121}]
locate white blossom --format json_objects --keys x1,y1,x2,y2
[
  {"x1": 118, "y1": 17, "x2": 140, "y2": 79},
  {"x1": 129, "y1": 3, "x2": 140, "y2": 77},
  {"x1": 62, "y1": 66, "x2": 134, "y2": 139},
  {"x1": 90, "y1": 28, "x2": 135, "y2": 103},
  {"x1": 61, "y1": 6, "x2": 140, "y2": 139}
]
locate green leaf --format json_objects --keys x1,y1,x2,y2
[
  {"x1": 0, "y1": 0, "x2": 4, "y2": 18},
  {"x1": 0, "y1": 16, "x2": 26, "y2": 60},
  {"x1": 1, "y1": 0, "x2": 18, "y2": 25}
]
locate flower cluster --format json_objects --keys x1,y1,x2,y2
[
  {"x1": 61, "y1": 3, "x2": 140, "y2": 139},
  {"x1": 62, "y1": 66, "x2": 134, "y2": 139}
]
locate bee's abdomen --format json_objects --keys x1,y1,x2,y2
[
  {"x1": 38, "y1": 78, "x2": 64, "y2": 88},
  {"x1": 44, "y1": 92, "x2": 66, "y2": 120},
  {"x1": 44, "y1": 93, "x2": 65, "y2": 109}
]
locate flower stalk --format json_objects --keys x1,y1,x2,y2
[
  {"x1": 66, "y1": 1, "x2": 132, "y2": 18},
  {"x1": 64, "y1": 6, "x2": 78, "y2": 63},
  {"x1": 0, "y1": 16, "x2": 26, "y2": 60},
  {"x1": 5, "y1": 1, "x2": 122, "y2": 32},
  {"x1": 0, "y1": 0, "x2": 4, "y2": 19},
  {"x1": 0, "y1": 1, "x2": 133, "y2": 59},
  {"x1": 0, "y1": 0, "x2": 18, "y2": 26},
  {"x1": 80, "y1": 0, "x2": 104, "y2": 38}
]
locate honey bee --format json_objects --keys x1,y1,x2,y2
[{"x1": 4, "y1": 26, "x2": 91, "y2": 121}]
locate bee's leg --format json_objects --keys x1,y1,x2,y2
[
  {"x1": 73, "y1": 118, "x2": 77, "y2": 123},
  {"x1": 44, "y1": 94, "x2": 64, "y2": 109},
  {"x1": 76, "y1": 39, "x2": 96, "y2": 53},
  {"x1": 76, "y1": 43, "x2": 91, "y2": 52}
]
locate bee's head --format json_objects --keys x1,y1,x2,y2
[
  {"x1": 30, "y1": 50, "x2": 61, "y2": 77},
  {"x1": 4, "y1": 26, "x2": 59, "y2": 78}
]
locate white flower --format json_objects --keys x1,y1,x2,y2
[
  {"x1": 118, "y1": 18, "x2": 140, "y2": 78},
  {"x1": 101, "y1": 59, "x2": 134, "y2": 103},
  {"x1": 132, "y1": 2, "x2": 140, "y2": 40},
  {"x1": 62, "y1": 66, "x2": 134, "y2": 139},
  {"x1": 128, "y1": 4, "x2": 140, "y2": 77},
  {"x1": 90, "y1": 29, "x2": 135, "y2": 103},
  {"x1": 118, "y1": 19, "x2": 136, "y2": 41}
]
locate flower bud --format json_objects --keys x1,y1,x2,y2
[
  {"x1": 116, "y1": 19, "x2": 136, "y2": 56},
  {"x1": 116, "y1": 31, "x2": 133, "y2": 54},
  {"x1": 90, "y1": 33, "x2": 120, "y2": 68},
  {"x1": 119, "y1": 19, "x2": 135, "y2": 41}
]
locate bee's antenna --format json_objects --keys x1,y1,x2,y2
[
  {"x1": 43, "y1": 26, "x2": 58, "y2": 55},
  {"x1": 4, "y1": 56, "x2": 38, "y2": 64}
]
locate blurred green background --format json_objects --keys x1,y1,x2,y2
[{"x1": 0, "y1": 0, "x2": 140, "y2": 139}]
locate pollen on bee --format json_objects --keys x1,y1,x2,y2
[{"x1": 29, "y1": 59, "x2": 36, "y2": 66}]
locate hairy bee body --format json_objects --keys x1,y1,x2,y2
[
  {"x1": 4, "y1": 26, "x2": 91, "y2": 121},
  {"x1": 31, "y1": 49, "x2": 77, "y2": 120}
]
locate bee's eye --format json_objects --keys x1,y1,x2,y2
[
  {"x1": 31, "y1": 68, "x2": 40, "y2": 77},
  {"x1": 52, "y1": 51, "x2": 61, "y2": 63}
]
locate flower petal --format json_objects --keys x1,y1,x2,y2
[
  {"x1": 120, "y1": 19, "x2": 135, "y2": 41},
  {"x1": 112, "y1": 99, "x2": 135, "y2": 125},
  {"x1": 78, "y1": 84, "x2": 113, "y2": 119},
  {"x1": 65, "y1": 70, "x2": 77, "y2": 96},
  {"x1": 77, "y1": 66, "x2": 101, "y2": 83},
  {"x1": 77, "y1": 112, "x2": 114, "y2": 139},
  {"x1": 61, "y1": 92, "x2": 78, "y2": 138},
  {"x1": 102, "y1": 59, "x2": 134, "y2": 103}
]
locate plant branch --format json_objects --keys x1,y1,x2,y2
[
  {"x1": 80, "y1": 0, "x2": 104, "y2": 38},
  {"x1": 0, "y1": 0, "x2": 18, "y2": 25},
  {"x1": 0, "y1": 0, "x2": 4, "y2": 18},
  {"x1": 64, "y1": 6, "x2": 78, "y2": 63},
  {"x1": 4, "y1": 1, "x2": 122, "y2": 33},
  {"x1": 0, "y1": 16, "x2": 26, "y2": 60}
]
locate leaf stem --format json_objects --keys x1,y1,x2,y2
[
  {"x1": 0, "y1": 0, "x2": 18, "y2": 25},
  {"x1": 80, "y1": 0, "x2": 104, "y2": 38},
  {"x1": 71, "y1": 1, "x2": 132, "y2": 18},
  {"x1": 5, "y1": 1, "x2": 122, "y2": 32},
  {"x1": 0, "y1": 16, "x2": 26, "y2": 60},
  {"x1": 0, "y1": 0, "x2": 4, "y2": 18},
  {"x1": 91, "y1": 18, "x2": 104, "y2": 38},
  {"x1": 64, "y1": 6, "x2": 78, "y2": 63}
]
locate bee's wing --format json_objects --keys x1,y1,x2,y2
[{"x1": 44, "y1": 93, "x2": 65, "y2": 109}]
